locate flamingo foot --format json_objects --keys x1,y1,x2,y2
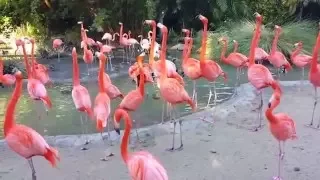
[
  {"x1": 84, "y1": 140, "x2": 90, "y2": 145},
  {"x1": 272, "y1": 176, "x2": 282, "y2": 180},
  {"x1": 81, "y1": 147, "x2": 89, "y2": 151},
  {"x1": 166, "y1": 147, "x2": 174, "y2": 152},
  {"x1": 251, "y1": 124, "x2": 265, "y2": 132},
  {"x1": 175, "y1": 144, "x2": 184, "y2": 151}
]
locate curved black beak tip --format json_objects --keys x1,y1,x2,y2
[
  {"x1": 268, "y1": 102, "x2": 271, "y2": 108},
  {"x1": 115, "y1": 128, "x2": 120, "y2": 135}
]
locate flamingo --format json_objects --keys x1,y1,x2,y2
[
  {"x1": 118, "y1": 53, "x2": 146, "y2": 143},
  {"x1": 218, "y1": 37, "x2": 247, "y2": 88},
  {"x1": 102, "y1": 32, "x2": 112, "y2": 45},
  {"x1": 18, "y1": 39, "x2": 52, "y2": 115},
  {"x1": 4, "y1": 70, "x2": 59, "y2": 180},
  {"x1": 247, "y1": 13, "x2": 279, "y2": 131},
  {"x1": 71, "y1": 47, "x2": 94, "y2": 148},
  {"x1": 119, "y1": 23, "x2": 139, "y2": 64},
  {"x1": 29, "y1": 38, "x2": 51, "y2": 86},
  {"x1": 307, "y1": 23, "x2": 320, "y2": 128},
  {"x1": 181, "y1": 33, "x2": 201, "y2": 107},
  {"x1": 265, "y1": 84, "x2": 297, "y2": 180},
  {"x1": 114, "y1": 109, "x2": 169, "y2": 180},
  {"x1": 0, "y1": 57, "x2": 16, "y2": 87},
  {"x1": 198, "y1": 15, "x2": 227, "y2": 108},
  {"x1": 157, "y1": 23, "x2": 196, "y2": 151},
  {"x1": 138, "y1": 34, "x2": 150, "y2": 53},
  {"x1": 290, "y1": 41, "x2": 312, "y2": 89},
  {"x1": 267, "y1": 25, "x2": 292, "y2": 78},
  {"x1": 53, "y1": 38, "x2": 63, "y2": 62}
]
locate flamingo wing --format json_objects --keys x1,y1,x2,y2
[
  {"x1": 119, "y1": 90, "x2": 143, "y2": 111},
  {"x1": 248, "y1": 64, "x2": 274, "y2": 90},
  {"x1": 271, "y1": 113, "x2": 297, "y2": 140},
  {"x1": 105, "y1": 83, "x2": 123, "y2": 99},
  {"x1": 292, "y1": 54, "x2": 311, "y2": 67},
  {"x1": 72, "y1": 85, "x2": 92, "y2": 110},
  {"x1": 255, "y1": 47, "x2": 269, "y2": 60}
]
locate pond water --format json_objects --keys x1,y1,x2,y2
[{"x1": 0, "y1": 52, "x2": 305, "y2": 138}]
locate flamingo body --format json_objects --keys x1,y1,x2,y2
[
  {"x1": 94, "y1": 93, "x2": 111, "y2": 132},
  {"x1": 27, "y1": 78, "x2": 52, "y2": 108},
  {"x1": 248, "y1": 64, "x2": 274, "y2": 90},
  {"x1": 72, "y1": 85, "x2": 94, "y2": 118}
]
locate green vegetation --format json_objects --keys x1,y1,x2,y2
[{"x1": 194, "y1": 20, "x2": 318, "y2": 59}]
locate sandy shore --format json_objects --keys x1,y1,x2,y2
[{"x1": 1, "y1": 81, "x2": 320, "y2": 180}]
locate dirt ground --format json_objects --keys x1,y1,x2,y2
[{"x1": 1, "y1": 81, "x2": 320, "y2": 180}]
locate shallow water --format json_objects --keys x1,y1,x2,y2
[{"x1": 0, "y1": 52, "x2": 306, "y2": 138}]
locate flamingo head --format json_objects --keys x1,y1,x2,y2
[
  {"x1": 100, "y1": 45, "x2": 115, "y2": 53},
  {"x1": 119, "y1": 22, "x2": 123, "y2": 25},
  {"x1": 254, "y1": 12, "x2": 262, "y2": 23},
  {"x1": 144, "y1": 20, "x2": 156, "y2": 27},
  {"x1": 268, "y1": 92, "x2": 281, "y2": 109},
  {"x1": 274, "y1": 25, "x2": 282, "y2": 32},
  {"x1": 198, "y1": 14, "x2": 208, "y2": 24},
  {"x1": 157, "y1": 23, "x2": 168, "y2": 34},
  {"x1": 217, "y1": 37, "x2": 227, "y2": 44},
  {"x1": 14, "y1": 69, "x2": 23, "y2": 79},
  {"x1": 182, "y1": 29, "x2": 190, "y2": 37},
  {"x1": 77, "y1": 21, "x2": 83, "y2": 25},
  {"x1": 15, "y1": 39, "x2": 24, "y2": 47},
  {"x1": 294, "y1": 42, "x2": 302, "y2": 47}
]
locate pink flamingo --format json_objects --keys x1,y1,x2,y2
[
  {"x1": 118, "y1": 54, "x2": 146, "y2": 143},
  {"x1": 218, "y1": 37, "x2": 247, "y2": 87},
  {"x1": 0, "y1": 57, "x2": 16, "y2": 87},
  {"x1": 265, "y1": 84, "x2": 297, "y2": 180},
  {"x1": 114, "y1": 108, "x2": 169, "y2": 180},
  {"x1": 247, "y1": 13, "x2": 279, "y2": 131},
  {"x1": 71, "y1": 47, "x2": 94, "y2": 148},
  {"x1": 198, "y1": 15, "x2": 227, "y2": 108},
  {"x1": 267, "y1": 25, "x2": 292, "y2": 78},
  {"x1": 138, "y1": 34, "x2": 150, "y2": 53},
  {"x1": 18, "y1": 39, "x2": 52, "y2": 114},
  {"x1": 291, "y1": 41, "x2": 312, "y2": 88},
  {"x1": 181, "y1": 30, "x2": 201, "y2": 106},
  {"x1": 119, "y1": 23, "x2": 139, "y2": 64},
  {"x1": 53, "y1": 38, "x2": 63, "y2": 62},
  {"x1": 4, "y1": 70, "x2": 59, "y2": 180},
  {"x1": 102, "y1": 32, "x2": 112, "y2": 45},
  {"x1": 157, "y1": 23, "x2": 196, "y2": 151},
  {"x1": 307, "y1": 23, "x2": 320, "y2": 128}
]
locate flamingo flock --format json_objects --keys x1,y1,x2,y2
[{"x1": 1, "y1": 12, "x2": 319, "y2": 180}]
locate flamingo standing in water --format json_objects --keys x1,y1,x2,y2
[
  {"x1": 118, "y1": 53, "x2": 146, "y2": 144},
  {"x1": 0, "y1": 57, "x2": 16, "y2": 87},
  {"x1": 4, "y1": 70, "x2": 59, "y2": 180},
  {"x1": 18, "y1": 39, "x2": 52, "y2": 116},
  {"x1": 198, "y1": 15, "x2": 227, "y2": 108},
  {"x1": 181, "y1": 33, "x2": 201, "y2": 107},
  {"x1": 265, "y1": 84, "x2": 297, "y2": 180},
  {"x1": 307, "y1": 23, "x2": 320, "y2": 128},
  {"x1": 114, "y1": 109, "x2": 169, "y2": 180},
  {"x1": 119, "y1": 23, "x2": 139, "y2": 64},
  {"x1": 291, "y1": 42, "x2": 312, "y2": 89},
  {"x1": 138, "y1": 34, "x2": 150, "y2": 53},
  {"x1": 267, "y1": 25, "x2": 292, "y2": 78},
  {"x1": 218, "y1": 37, "x2": 247, "y2": 88},
  {"x1": 247, "y1": 13, "x2": 279, "y2": 131},
  {"x1": 157, "y1": 23, "x2": 196, "y2": 151},
  {"x1": 53, "y1": 38, "x2": 63, "y2": 62},
  {"x1": 71, "y1": 47, "x2": 94, "y2": 149}
]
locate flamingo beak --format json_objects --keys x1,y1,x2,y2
[
  {"x1": 268, "y1": 102, "x2": 271, "y2": 108},
  {"x1": 114, "y1": 128, "x2": 120, "y2": 135}
]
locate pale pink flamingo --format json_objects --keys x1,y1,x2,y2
[
  {"x1": 218, "y1": 37, "x2": 247, "y2": 87},
  {"x1": 198, "y1": 15, "x2": 227, "y2": 108},
  {"x1": 291, "y1": 41, "x2": 312, "y2": 88},
  {"x1": 4, "y1": 70, "x2": 59, "y2": 180},
  {"x1": 114, "y1": 108, "x2": 169, "y2": 180},
  {"x1": 0, "y1": 57, "x2": 16, "y2": 87},
  {"x1": 102, "y1": 32, "x2": 112, "y2": 45},
  {"x1": 307, "y1": 23, "x2": 320, "y2": 128},
  {"x1": 53, "y1": 38, "x2": 63, "y2": 62},
  {"x1": 138, "y1": 34, "x2": 150, "y2": 53},
  {"x1": 119, "y1": 23, "x2": 139, "y2": 64},
  {"x1": 247, "y1": 13, "x2": 279, "y2": 131},
  {"x1": 265, "y1": 84, "x2": 297, "y2": 180},
  {"x1": 71, "y1": 47, "x2": 94, "y2": 148},
  {"x1": 157, "y1": 23, "x2": 196, "y2": 151},
  {"x1": 267, "y1": 25, "x2": 292, "y2": 78}
]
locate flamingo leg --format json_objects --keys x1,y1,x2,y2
[
  {"x1": 28, "y1": 158, "x2": 37, "y2": 180},
  {"x1": 79, "y1": 114, "x2": 89, "y2": 150},
  {"x1": 300, "y1": 67, "x2": 305, "y2": 91},
  {"x1": 273, "y1": 141, "x2": 283, "y2": 180},
  {"x1": 310, "y1": 87, "x2": 317, "y2": 126},
  {"x1": 213, "y1": 82, "x2": 217, "y2": 106},
  {"x1": 100, "y1": 119, "x2": 114, "y2": 161},
  {"x1": 166, "y1": 106, "x2": 177, "y2": 151},
  {"x1": 206, "y1": 87, "x2": 213, "y2": 108},
  {"x1": 86, "y1": 63, "x2": 90, "y2": 76},
  {"x1": 176, "y1": 118, "x2": 184, "y2": 151},
  {"x1": 58, "y1": 51, "x2": 60, "y2": 63},
  {"x1": 109, "y1": 54, "x2": 114, "y2": 71},
  {"x1": 122, "y1": 48, "x2": 125, "y2": 64},
  {"x1": 253, "y1": 90, "x2": 264, "y2": 131},
  {"x1": 161, "y1": 102, "x2": 166, "y2": 124}
]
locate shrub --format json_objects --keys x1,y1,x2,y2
[{"x1": 194, "y1": 20, "x2": 318, "y2": 60}]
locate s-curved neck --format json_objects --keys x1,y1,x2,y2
[
  {"x1": 220, "y1": 41, "x2": 228, "y2": 62},
  {"x1": 200, "y1": 22, "x2": 208, "y2": 62},
  {"x1": 270, "y1": 30, "x2": 280, "y2": 55},
  {"x1": 311, "y1": 31, "x2": 320, "y2": 72},
  {"x1": 117, "y1": 109, "x2": 132, "y2": 163},
  {"x1": 149, "y1": 24, "x2": 156, "y2": 65},
  {"x1": 291, "y1": 46, "x2": 302, "y2": 59}
]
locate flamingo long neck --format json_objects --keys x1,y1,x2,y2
[
  {"x1": 311, "y1": 31, "x2": 320, "y2": 72},
  {"x1": 128, "y1": 31, "x2": 131, "y2": 39},
  {"x1": 119, "y1": 110, "x2": 132, "y2": 164},
  {"x1": 182, "y1": 38, "x2": 190, "y2": 66},
  {"x1": 138, "y1": 67, "x2": 145, "y2": 95},
  {"x1": 0, "y1": 58, "x2": 3, "y2": 76},
  {"x1": 200, "y1": 22, "x2": 208, "y2": 62},
  {"x1": 271, "y1": 30, "x2": 280, "y2": 55},
  {"x1": 265, "y1": 107, "x2": 278, "y2": 124},
  {"x1": 119, "y1": 24, "x2": 124, "y2": 41},
  {"x1": 139, "y1": 36, "x2": 143, "y2": 42},
  {"x1": 291, "y1": 46, "x2": 302, "y2": 59},
  {"x1": 21, "y1": 44, "x2": 31, "y2": 78},
  {"x1": 31, "y1": 42, "x2": 36, "y2": 77},
  {"x1": 248, "y1": 19, "x2": 261, "y2": 66},
  {"x1": 233, "y1": 42, "x2": 238, "y2": 52},
  {"x1": 4, "y1": 75, "x2": 22, "y2": 136},
  {"x1": 186, "y1": 39, "x2": 194, "y2": 58},
  {"x1": 98, "y1": 55, "x2": 106, "y2": 93},
  {"x1": 220, "y1": 41, "x2": 228, "y2": 62},
  {"x1": 72, "y1": 52, "x2": 80, "y2": 86},
  {"x1": 112, "y1": 33, "x2": 118, "y2": 41},
  {"x1": 149, "y1": 24, "x2": 156, "y2": 65},
  {"x1": 160, "y1": 29, "x2": 168, "y2": 83}
]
